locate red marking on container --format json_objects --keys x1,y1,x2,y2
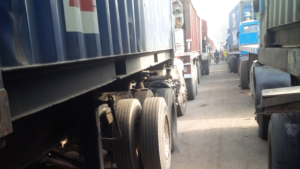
[{"x1": 69, "y1": 0, "x2": 94, "y2": 12}]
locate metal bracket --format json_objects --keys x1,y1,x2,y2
[{"x1": 98, "y1": 96, "x2": 122, "y2": 142}]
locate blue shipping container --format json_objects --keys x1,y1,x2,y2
[
  {"x1": 0, "y1": 0, "x2": 174, "y2": 68},
  {"x1": 229, "y1": 0, "x2": 254, "y2": 51}
]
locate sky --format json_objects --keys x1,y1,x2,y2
[{"x1": 191, "y1": 0, "x2": 240, "y2": 48}]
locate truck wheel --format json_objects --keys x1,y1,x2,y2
[
  {"x1": 258, "y1": 114, "x2": 270, "y2": 140},
  {"x1": 140, "y1": 98, "x2": 171, "y2": 169},
  {"x1": 205, "y1": 63, "x2": 209, "y2": 75},
  {"x1": 133, "y1": 89, "x2": 154, "y2": 106},
  {"x1": 240, "y1": 60, "x2": 249, "y2": 89},
  {"x1": 177, "y1": 89, "x2": 187, "y2": 117},
  {"x1": 185, "y1": 78, "x2": 196, "y2": 100},
  {"x1": 230, "y1": 57, "x2": 235, "y2": 73},
  {"x1": 197, "y1": 61, "x2": 201, "y2": 84},
  {"x1": 113, "y1": 99, "x2": 143, "y2": 169},
  {"x1": 155, "y1": 89, "x2": 177, "y2": 152},
  {"x1": 268, "y1": 113, "x2": 300, "y2": 169}
]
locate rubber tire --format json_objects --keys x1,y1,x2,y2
[
  {"x1": 185, "y1": 78, "x2": 196, "y2": 100},
  {"x1": 177, "y1": 88, "x2": 187, "y2": 117},
  {"x1": 155, "y1": 89, "x2": 177, "y2": 152},
  {"x1": 268, "y1": 113, "x2": 300, "y2": 169},
  {"x1": 197, "y1": 61, "x2": 201, "y2": 84},
  {"x1": 133, "y1": 89, "x2": 154, "y2": 106},
  {"x1": 140, "y1": 98, "x2": 171, "y2": 169},
  {"x1": 205, "y1": 63, "x2": 209, "y2": 75},
  {"x1": 113, "y1": 99, "x2": 143, "y2": 169},
  {"x1": 258, "y1": 114, "x2": 271, "y2": 140},
  {"x1": 240, "y1": 60, "x2": 249, "y2": 89},
  {"x1": 230, "y1": 57, "x2": 236, "y2": 73},
  {"x1": 201, "y1": 63, "x2": 206, "y2": 76}
]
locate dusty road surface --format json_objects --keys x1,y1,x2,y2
[{"x1": 171, "y1": 61, "x2": 268, "y2": 169}]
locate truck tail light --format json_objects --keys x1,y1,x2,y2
[{"x1": 184, "y1": 65, "x2": 191, "y2": 74}]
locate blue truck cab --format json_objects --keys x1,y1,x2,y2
[
  {"x1": 239, "y1": 20, "x2": 259, "y2": 47},
  {"x1": 238, "y1": 20, "x2": 259, "y2": 89},
  {"x1": 239, "y1": 20, "x2": 259, "y2": 59}
]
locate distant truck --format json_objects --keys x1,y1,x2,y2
[
  {"x1": 200, "y1": 19, "x2": 210, "y2": 76},
  {"x1": 227, "y1": 0, "x2": 255, "y2": 73},
  {"x1": 174, "y1": 0, "x2": 202, "y2": 100},
  {"x1": 244, "y1": 0, "x2": 300, "y2": 168}
]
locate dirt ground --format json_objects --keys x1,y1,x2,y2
[{"x1": 171, "y1": 61, "x2": 268, "y2": 169}]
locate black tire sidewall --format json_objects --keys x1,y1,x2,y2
[
  {"x1": 269, "y1": 113, "x2": 300, "y2": 169},
  {"x1": 240, "y1": 60, "x2": 249, "y2": 89},
  {"x1": 185, "y1": 78, "x2": 196, "y2": 100},
  {"x1": 140, "y1": 98, "x2": 171, "y2": 169},
  {"x1": 155, "y1": 89, "x2": 177, "y2": 151}
]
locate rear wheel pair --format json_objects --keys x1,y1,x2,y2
[
  {"x1": 240, "y1": 60, "x2": 249, "y2": 89},
  {"x1": 268, "y1": 113, "x2": 300, "y2": 169},
  {"x1": 201, "y1": 63, "x2": 209, "y2": 76},
  {"x1": 113, "y1": 90, "x2": 174, "y2": 169},
  {"x1": 186, "y1": 76, "x2": 198, "y2": 100},
  {"x1": 230, "y1": 57, "x2": 236, "y2": 73}
]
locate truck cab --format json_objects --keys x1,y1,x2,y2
[
  {"x1": 239, "y1": 20, "x2": 259, "y2": 47},
  {"x1": 238, "y1": 20, "x2": 259, "y2": 89}
]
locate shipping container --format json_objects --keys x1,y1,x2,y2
[
  {"x1": 257, "y1": 0, "x2": 300, "y2": 75},
  {"x1": 229, "y1": 0, "x2": 255, "y2": 51},
  {"x1": 0, "y1": 0, "x2": 174, "y2": 121},
  {"x1": 0, "y1": 0, "x2": 173, "y2": 68},
  {"x1": 180, "y1": 0, "x2": 201, "y2": 54},
  {"x1": 0, "y1": 0, "x2": 181, "y2": 168}
]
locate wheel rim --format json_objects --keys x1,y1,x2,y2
[{"x1": 164, "y1": 116, "x2": 170, "y2": 159}]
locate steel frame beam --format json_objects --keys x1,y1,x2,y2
[
  {"x1": 258, "y1": 47, "x2": 300, "y2": 77},
  {"x1": 2, "y1": 50, "x2": 172, "y2": 121}
]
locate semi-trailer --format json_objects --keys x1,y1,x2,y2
[
  {"x1": 0, "y1": 0, "x2": 187, "y2": 168},
  {"x1": 247, "y1": 0, "x2": 300, "y2": 168},
  {"x1": 228, "y1": 0, "x2": 256, "y2": 73},
  {"x1": 238, "y1": 20, "x2": 259, "y2": 89},
  {"x1": 200, "y1": 19, "x2": 210, "y2": 76},
  {"x1": 174, "y1": 0, "x2": 202, "y2": 100}
]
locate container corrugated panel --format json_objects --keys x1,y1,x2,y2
[
  {"x1": 267, "y1": 0, "x2": 300, "y2": 28},
  {"x1": 229, "y1": 0, "x2": 254, "y2": 51},
  {"x1": 262, "y1": 0, "x2": 300, "y2": 46},
  {"x1": 0, "y1": 0, "x2": 173, "y2": 68},
  {"x1": 181, "y1": 0, "x2": 200, "y2": 53}
]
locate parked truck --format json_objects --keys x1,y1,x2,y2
[
  {"x1": 238, "y1": 20, "x2": 259, "y2": 89},
  {"x1": 0, "y1": 0, "x2": 187, "y2": 168},
  {"x1": 228, "y1": 0, "x2": 255, "y2": 73},
  {"x1": 200, "y1": 19, "x2": 210, "y2": 76},
  {"x1": 247, "y1": 0, "x2": 300, "y2": 168},
  {"x1": 174, "y1": 0, "x2": 201, "y2": 100}
]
